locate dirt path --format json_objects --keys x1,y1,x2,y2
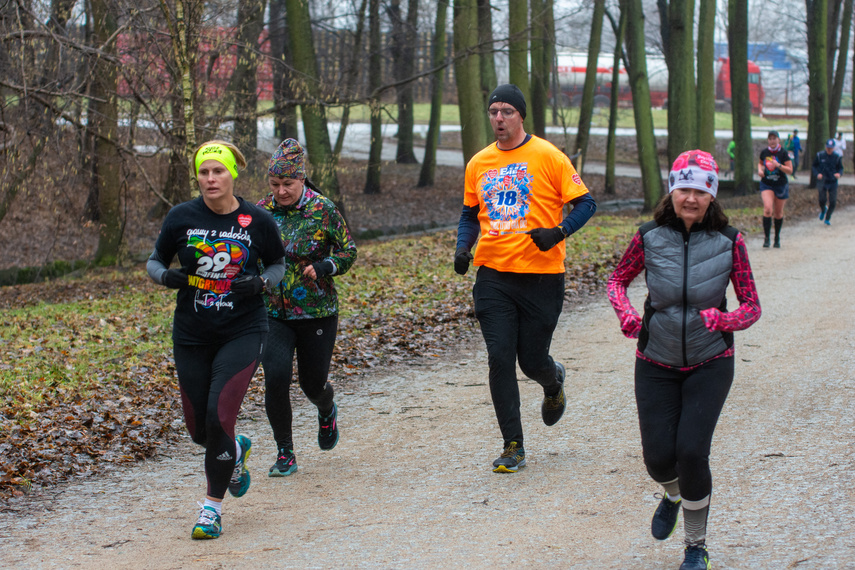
[{"x1": 1, "y1": 208, "x2": 854, "y2": 569}]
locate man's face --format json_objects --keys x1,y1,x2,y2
[
  {"x1": 488, "y1": 103, "x2": 524, "y2": 148},
  {"x1": 768, "y1": 134, "x2": 779, "y2": 147},
  {"x1": 826, "y1": 146, "x2": 835, "y2": 155}
]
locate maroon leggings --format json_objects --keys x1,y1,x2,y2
[{"x1": 173, "y1": 332, "x2": 266, "y2": 499}]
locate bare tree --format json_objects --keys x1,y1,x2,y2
[
  {"x1": 574, "y1": 0, "x2": 605, "y2": 174},
  {"x1": 454, "y1": 0, "x2": 487, "y2": 164},
  {"x1": 806, "y1": 0, "x2": 829, "y2": 189},
  {"x1": 417, "y1": 0, "x2": 450, "y2": 187},
  {"x1": 829, "y1": 0, "x2": 853, "y2": 136},
  {"x1": 508, "y1": 0, "x2": 532, "y2": 132},
  {"x1": 389, "y1": 0, "x2": 420, "y2": 163},
  {"x1": 231, "y1": 0, "x2": 268, "y2": 151},
  {"x1": 621, "y1": 0, "x2": 662, "y2": 210},
  {"x1": 696, "y1": 0, "x2": 715, "y2": 154},
  {"x1": 728, "y1": 0, "x2": 753, "y2": 196},
  {"x1": 364, "y1": 0, "x2": 383, "y2": 194}
]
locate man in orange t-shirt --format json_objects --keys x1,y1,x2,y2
[{"x1": 454, "y1": 84, "x2": 597, "y2": 473}]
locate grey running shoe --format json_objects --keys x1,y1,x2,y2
[{"x1": 541, "y1": 362, "x2": 566, "y2": 426}]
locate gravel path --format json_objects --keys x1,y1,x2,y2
[{"x1": 1, "y1": 207, "x2": 853, "y2": 569}]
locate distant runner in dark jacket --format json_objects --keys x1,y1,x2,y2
[{"x1": 813, "y1": 138, "x2": 844, "y2": 225}]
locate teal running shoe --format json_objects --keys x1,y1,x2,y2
[
  {"x1": 228, "y1": 435, "x2": 251, "y2": 498},
  {"x1": 191, "y1": 505, "x2": 222, "y2": 540},
  {"x1": 269, "y1": 448, "x2": 298, "y2": 477},
  {"x1": 318, "y1": 404, "x2": 339, "y2": 451}
]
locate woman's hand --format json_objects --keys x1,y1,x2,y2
[
  {"x1": 700, "y1": 307, "x2": 722, "y2": 331},
  {"x1": 620, "y1": 313, "x2": 642, "y2": 339},
  {"x1": 302, "y1": 264, "x2": 318, "y2": 280}
]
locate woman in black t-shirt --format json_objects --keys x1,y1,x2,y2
[
  {"x1": 147, "y1": 140, "x2": 286, "y2": 540},
  {"x1": 757, "y1": 130, "x2": 793, "y2": 248}
]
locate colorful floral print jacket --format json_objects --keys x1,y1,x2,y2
[{"x1": 257, "y1": 187, "x2": 357, "y2": 320}]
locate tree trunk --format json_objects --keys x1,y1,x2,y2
[
  {"x1": 695, "y1": 0, "x2": 715, "y2": 154},
  {"x1": 389, "y1": 0, "x2": 420, "y2": 164},
  {"x1": 574, "y1": 0, "x2": 605, "y2": 173},
  {"x1": 364, "y1": 0, "x2": 383, "y2": 194},
  {"x1": 604, "y1": 8, "x2": 625, "y2": 196},
  {"x1": 665, "y1": 0, "x2": 696, "y2": 162},
  {"x1": 529, "y1": 0, "x2": 551, "y2": 138},
  {"x1": 829, "y1": 0, "x2": 853, "y2": 135},
  {"x1": 477, "y1": 0, "x2": 498, "y2": 136},
  {"x1": 806, "y1": 0, "x2": 829, "y2": 189},
  {"x1": 232, "y1": 0, "x2": 268, "y2": 152},
  {"x1": 90, "y1": 0, "x2": 123, "y2": 266},
  {"x1": 827, "y1": 0, "x2": 842, "y2": 99},
  {"x1": 454, "y1": 0, "x2": 487, "y2": 164},
  {"x1": 269, "y1": 0, "x2": 299, "y2": 140},
  {"x1": 332, "y1": 0, "x2": 369, "y2": 159},
  {"x1": 285, "y1": 0, "x2": 343, "y2": 205},
  {"x1": 417, "y1": 0, "x2": 450, "y2": 188},
  {"x1": 728, "y1": 0, "x2": 753, "y2": 196},
  {"x1": 508, "y1": 0, "x2": 532, "y2": 133},
  {"x1": 620, "y1": 0, "x2": 662, "y2": 211}
]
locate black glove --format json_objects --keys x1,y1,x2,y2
[
  {"x1": 162, "y1": 267, "x2": 189, "y2": 289},
  {"x1": 454, "y1": 247, "x2": 474, "y2": 275},
  {"x1": 526, "y1": 227, "x2": 566, "y2": 252},
  {"x1": 311, "y1": 260, "x2": 336, "y2": 280},
  {"x1": 230, "y1": 275, "x2": 265, "y2": 296}
]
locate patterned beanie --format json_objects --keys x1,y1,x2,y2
[
  {"x1": 268, "y1": 138, "x2": 305, "y2": 178},
  {"x1": 668, "y1": 149, "x2": 719, "y2": 198}
]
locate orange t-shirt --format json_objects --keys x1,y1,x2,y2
[{"x1": 463, "y1": 136, "x2": 590, "y2": 274}]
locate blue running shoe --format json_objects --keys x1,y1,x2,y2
[
  {"x1": 651, "y1": 493, "x2": 681, "y2": 540},
  {"x1": 318, "y1": 403, "x2": 339, "y2": 451},
  {"x1": 679, "y1": 544, "x2": 711, "y2": 569},
  {"x1": 269, "y1": 448, "x2": 298, "y2": 477},
  {"x1": 228, "y1": 435, "x2": 251, "y2": 498},
  {"x1": 819, "y1": 205, "x2": 827, "y2": 221},
  {"x1": 824, "y1": 219, "x2": 831, "y2": 226},
  {"x1": 191, "y1": 505, "x2": 222, "y2": 539}
]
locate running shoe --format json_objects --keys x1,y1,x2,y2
[
  {"x1": 269, "y1": 448, "x2": 298, "y2": 477},
  {"x1": 651, "y1": 493, "x2": 681, "y2": 540},
  {"x1": 824, "y1": 219, "x2": 831, "y2": 226},
  {"x1": 318, "y1": 403, "x2": 339, "y2": 451},
  {"x1": 228, "y1": 434, "x2": 251, "y2": 498},
  {"x1": 541, "y1": 362, "x2": 566, "y2": 426},
  {"x1": 819, "y1": 205, "x2": 827, "y2": 221},
  {"x1": 679, "y1": 544, "x2": 711, "y2": 570},
  {"x1": 191, "y1": 505, "x2": 222, "y2": 540},
  {"x1": 492, "y1": 441, "x2": 526, "y2": 473}
]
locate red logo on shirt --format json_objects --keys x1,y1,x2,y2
[
  {"x1": 572, "y1": 174, "x2": 582, "y2": 185},
  {"x1": 237, "y1": 214, "x2": 252, "y2": 228}
]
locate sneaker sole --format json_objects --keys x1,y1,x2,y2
[
  {"x1": 229, "y1": 436, "x2": 252, "y2": 497},
  {"x1": 269, "y1": 464, "x2": 298, "y2": 477},
  {"x1": 191, "y1": 527, "x2": 221, "y2": 540},
  {"x1": 492, "y1": 460, "x2": 526, "y2": 473},
  {"x1": 319, "y1": 432, "x2": 339, "y2": 451}
]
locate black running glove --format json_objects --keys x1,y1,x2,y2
[
  {"x1": 162, "y1": 267, "x2": 190, "y2": 289},
  {"x1": 454, "y1": 247, "x2": 474, "y2": 275},
  {"x1": 230, "y1": 275, "x2": 265, "y2": 295},
  {"x1": 311, "y1": 260, "x2": 336, "y2": 280},
  {"x1": 526, "y1": 227, "x2": 566, "y2": 252}
]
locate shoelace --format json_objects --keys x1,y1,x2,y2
[
  {"x1": 196, "y1": 503, "x2": 218, "y2": 525},
  {"x1": 544, "y1": 391, "x2": 564, "y2": 408},
  {"x1": 501, "y1": 444, "x2": 521, "y2": 458}
]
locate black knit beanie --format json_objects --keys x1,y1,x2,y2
[{"x1": 488, "y1": 84, "x2": 526, "y2": 119}]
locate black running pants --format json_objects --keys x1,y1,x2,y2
[
  {"x1": 634, "y1": 356, "x2": 734, "y2": 502},
  {"x1": 173, "y1": 332, "x2": 266, "y2": 499},
  {"x1": 262, "y1": 315, "x2": 337, "y2": 451},
  {"x1": 473, "y1": 266, "x2": 564, "y2": 446}
]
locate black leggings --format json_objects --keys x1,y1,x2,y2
[
  {"x1": 262, "y1": 316, "x2": 337, "y2": 451},
  {"x1": 173, "y1": 332, "x2": 266, "y2": 499},
  {"x1": 634, "y1": 356, "x2": 734, "y2": 502},
  {"x1": 473, "y1": 266, "x2": 564, "y2": 445}
]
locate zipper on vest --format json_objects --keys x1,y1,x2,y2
[{"x1": 681, "y1": 233, "x2": 690, "y2": 367}]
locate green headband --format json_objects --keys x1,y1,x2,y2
[{"x1": 195, "y1": 144, "x2": 239, "y2": 179}]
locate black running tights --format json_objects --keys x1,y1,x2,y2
[
  {"x1": 634, "y1": 356, "x2": 734, "y2": 502},
  {"x1": 173, "y1": 332, "x2": 265, "y2": 499},
  {"x1": 262, "y1": 316, "x2": 337, "y2": 451}
]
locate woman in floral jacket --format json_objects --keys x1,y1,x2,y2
[{"x1": 257, "y1": 138, "x2": 357, "y2": 477}]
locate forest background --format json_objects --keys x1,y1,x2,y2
[{"x1": 0, "y1": 0, "x2": 852, "y2": 499}]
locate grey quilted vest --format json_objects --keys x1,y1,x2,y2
[{"x1": 638, "y1": 220, "x2": 739, "y2": 367}]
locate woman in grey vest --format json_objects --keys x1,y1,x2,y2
[{"x1": 607, "y1": 150, "x2": 762, "y2": 570}]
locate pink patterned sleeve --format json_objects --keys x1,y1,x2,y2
[
  {"x1": 607, "y1": 232, "x2": 645, "y2": 338},
  {"x1": 700, "y1": 233, "x2": 762, "y2": 332}
]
